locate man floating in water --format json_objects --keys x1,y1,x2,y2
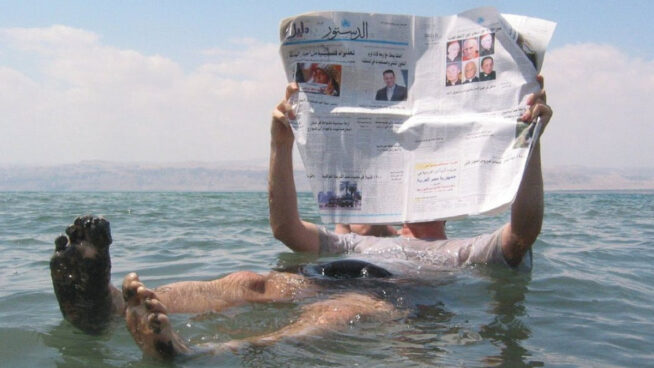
[
  {"x1": 51, "y1": 215, "x2": 403, "y2": 359},
  {"x1": 50, "y1": 77, "x2": 551, "y2": 360}
]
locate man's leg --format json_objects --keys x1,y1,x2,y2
[
  {"x1": 227, "y1": 291, "x2": 402, "y2": 348},
  {"x1": 126, "y1": 270, "x2": 316, "y2": 314},
  {"x1": 123, "y1": 274, "x2": 402, "y2": 360},
  {"x1": 51, "y1": 216, "x2": 317, "y2": 334}
]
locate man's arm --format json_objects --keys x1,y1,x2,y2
[
  {"x1": 268, "y1": 83, "x2": 321, "y2": 253},
  {"x1": 501, "y1": 75, "x2": 552, "y2": 266}
]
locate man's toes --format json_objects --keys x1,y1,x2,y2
[
  {"x1": 123, "y1": 272, "x2": 140, "y2": 285},
  {"x1": 145, "y1": 297, "x2": 167, "y2": 314},
  {"x1": 54, "y1": 235, "x2": 69, "y2": 251},
  {"x1": 138, "y1": 286, "x2": 157, "y2": 301},
  {"x1": 126, "y1": 284, "x2": 147, "y2": 305},
  {"x1": 122, "y1": 273, "x2": 143, "y2": 302},
  {"x1": 83, "y1": 216, "x2": 112, "y2": 247},
  {"x1": 65, "y1": 223, "x2": 83, "y2": 244},
  {"x1": 68, "y1": 215, "x2": 112, "y2": 247},
  {"x1": 147, "y1": 312, "x2": 169, "y2": 334},
  {"x1": 122, "y1": 273, "x2": 140, "y2": 291}
]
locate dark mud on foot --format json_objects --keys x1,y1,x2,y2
[{"x1": 50, "y1": 215, "x2": 115, "y2": 334}]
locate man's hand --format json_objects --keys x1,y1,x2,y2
[
  {"x1": 521, "y1": 75, "x2": 553, "y2": 133},
  {"x1": 271, "y1": 83, "x2": 299, "y2": 146}
]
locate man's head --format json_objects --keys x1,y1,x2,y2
[
  {"x1": 447, "y1": 41, "x2": 460, "y2": 59},
  {"x1": 481, "y1": 57, "x2": 494, "y2": 74},
  {"x1": 463, "y1": 38, "x2": 479, "y2": 60},
  {"x1": 383, "y1": 70, "x2": 396, "y2": 88},
  {"x1": 446, "y1": 63, "x2": 460, "y2": 83},
  {"x1": 464, "y1": 61, "x2": 477, "y2": 79},
  {"x1": 400, "y1": 220, "x2": 447, "y2": 239},
  {"x1": 311, "y1": 64, "x2": 330, "y2": 84},
  {"x1": 480, "y1": 34, "x2": 493, "y2": 51}
]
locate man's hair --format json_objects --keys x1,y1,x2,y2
[
  {"x1": 481, "y1": 56, "x2": 494, "y2": 65},
  {"x1": 447, "y1": 63, "x2": 460, "y2": 71},
  {"x1": 383, "y1": 69, "x2": 395, "y2": 76}
]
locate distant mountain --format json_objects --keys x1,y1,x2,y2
[
  {"x1": 0, "y1": 161, "x2": 309, "y2": 192},
  {"x1": 543, "y1": 165, "x2": 654, "y2": 190},
  {"x1": 0, "y1": 162, "x2": 652, "y2": 191}
]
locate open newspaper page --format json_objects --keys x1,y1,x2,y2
[{"x1": 279, "y1": 7, "x2": 555, "y2": 224}]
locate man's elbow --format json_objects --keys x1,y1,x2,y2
[
  {"x1": 271, "y1": 222, "x2": 293, "y2": 244},
  {"x1": 516, "y1": 226, "x2": 541, "y2": 248},
  {"x1": 510, "y1": 213, "x2": 543, "y2": 246},
  {"x1": 270, "y1": 221, "x2": 312, "y2": 253},
  {"x1": 502, "y1": 224, "x2": 541, "y2": 267}
]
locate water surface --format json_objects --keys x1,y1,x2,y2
[{"x1": 0, "y1": 191, "x2": 652, "y2": 367}]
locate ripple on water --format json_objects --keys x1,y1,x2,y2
[{"x1": 1, "y1": 191, "x2": 653, "y2": 367}]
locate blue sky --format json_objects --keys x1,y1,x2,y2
[
  {"x1": 1, "y1": 1, "x2": 653, "y2": 167},
  {"x1": 4, "y1": 1, "x2": 652, "y2": 66}
]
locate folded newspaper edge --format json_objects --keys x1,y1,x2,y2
[{"x1": 278, "y1": 7, "x2": 556, "y2": 224}]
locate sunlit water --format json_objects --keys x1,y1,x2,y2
[{"x1": 0, "y1": 191, "x2": 653, "y2": 367}]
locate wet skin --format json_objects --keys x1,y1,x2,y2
[
  {"x1": 50, "y1": 216, "x2": 401, "y2": 360},
  {"x1": 50, "y1": 215, "x2": 123, "y2": 334}
]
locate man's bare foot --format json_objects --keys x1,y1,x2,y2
[
  {"x1": 50, "y1": 215, "x2": 124, "y2": 334},
  {"x1": 123, "y1": 273, "x2": 191, "y2": 360}
]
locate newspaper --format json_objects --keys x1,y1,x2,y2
[{"x1": 279, "y1": 7, "x2": 555, "y2": 224}]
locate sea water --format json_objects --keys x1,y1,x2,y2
[{"x1": 0, "y1": 191, "x2": 653, "y2": 367}]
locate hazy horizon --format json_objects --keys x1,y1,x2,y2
[{"x1": 2, "y1": 161, "x2": 654, "y2": 191}]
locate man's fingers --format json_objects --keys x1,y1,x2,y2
[
  {"x1": 272, "y1": 109, "x2": 288, "y2": 125},
  {"x1": 521, "y1": 84, "x2": 548, "y2": 121},
  {"x1": 274, "y1": 94, "x2": 299, "y2": 126},
  {"x1": 528, "y1": 89, "x2": 546, "y2": 104},
  {"x1": 273, "y1": 100, "x2": 290, "y2": 125},
  {"x1": 272, "y1": 83, "x2": 299, "y2": 124},
  {"x1": 525, "y1": 93, "x2": 535, "y2": 106},
  {"x1": 533, "y1": 88, "x2": 547, "y2": 104},
  {"x1": 532, "y1": 103, "x2": 552, "y2": 122},
  {"x1": 276, "y1": 99, "x2": 292, "y2": 114},
  {"x1": 522, "y1": 102, "x2": 552, "y2": 126},
  {"x1": 285, "y1": 82, "x2": 299, "y2": 101},
  {"x1": 537, "y1": 75, "x2": 544, "y2": 89}
]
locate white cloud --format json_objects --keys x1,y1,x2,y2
[
  {"x1": 1, "y1": 27, "x2": 652, "y2": 169},
  {"x1": 0, "y1": 26, "x2": 286, "y2": 164},
  {"x1": 542, "y1": 43, "x2": 654, "y2": 168},
  {"x1": 1, "y1": 25, "x2": 99, "y2": 53}
]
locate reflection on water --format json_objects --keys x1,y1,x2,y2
[
  {"x1": 43, "y1": 321, "x2": 125, "y2": 368},
  {"x1": 480, "y1": 268, "x2": 538, "y2": 367}
]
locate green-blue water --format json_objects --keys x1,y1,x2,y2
[{"x1": 1, "y1": 191, "x2": 653, "y2": 367}]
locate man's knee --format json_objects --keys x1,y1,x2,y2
[{"x1": 222, "y1": 271, "x2": 267, "y2": 293}]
